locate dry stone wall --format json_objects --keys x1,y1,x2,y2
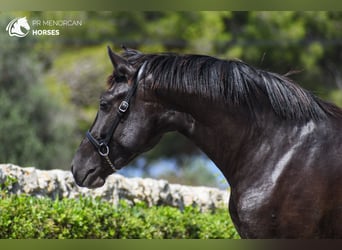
[{"x1": 0, "y1": 164, "x2": 229, "y2": 211}]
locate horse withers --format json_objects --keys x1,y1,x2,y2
[{"x1": 71, "y1": 46, "x2": 342, "y2": 238}]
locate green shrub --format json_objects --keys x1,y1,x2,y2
[{"x1": 0, "y1": 193, "x2": 239, "y2": 239}]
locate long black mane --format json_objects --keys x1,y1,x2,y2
[{"x1": 122, "y1": 49, "x2": 342, "y2": 122}]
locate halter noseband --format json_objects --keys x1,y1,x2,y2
[{"x1": 86, "y1": 61, "x2": 147, "y2": 172}]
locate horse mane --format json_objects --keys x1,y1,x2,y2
[{"x1": 122, "y1": 49, "x2": 342, "y2": 122}]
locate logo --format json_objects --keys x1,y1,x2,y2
[
  {"x1": 6, "y1": 17, "x2": 31, "y2": 37},
  {"x1": 5, "y1": 16, "x2": 83, "y2": 38}
]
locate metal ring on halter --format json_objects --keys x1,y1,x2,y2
[
  {"x1": 98, "y1": 143, "x2": 110, "y2": 157},
  {"x1": 99, "y1": 142, "x2": 119, "y2": 172}
]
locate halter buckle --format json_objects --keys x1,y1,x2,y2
[{"x1": 118, "y1": 101, "x2": 129, "y2": 113}]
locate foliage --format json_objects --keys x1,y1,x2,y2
[
  {"x1": 0, "y1": 193, "x2": 239, "y2": 239},
  {"x1": 43, "y1": 44, "x2": 111, "y2": 135},
  {"x1": 0, "y1": 15, "x2": 77, "y2": 169}
]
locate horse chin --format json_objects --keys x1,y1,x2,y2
[
  {"x1": 114, "y1": 158, "x2": 130, "y2": 169},
  {"x1": 113, "y1": 152, "x2": 139, "y2": 169}
]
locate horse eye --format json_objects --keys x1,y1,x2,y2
[
  {"x1": 115, "y1": 75, "x2": 127, "y2": 83},
  {"x1": 100, "y1": 101, "x2": 109, "y2": 111}
]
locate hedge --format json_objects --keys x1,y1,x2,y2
[{"x1": 0, "y1": 187, "x2": 239, "y2": 239}]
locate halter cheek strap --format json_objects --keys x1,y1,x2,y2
[{"x1": 86, "y1": 61, "x2": 147, "y2": 172}]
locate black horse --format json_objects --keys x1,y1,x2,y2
[{"x1": 71, "y1": 46, "x2": 342, "y2": 238}]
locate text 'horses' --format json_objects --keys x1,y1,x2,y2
[{"x1": 71, "y1": 47, "x2": 342, "y2": 238}]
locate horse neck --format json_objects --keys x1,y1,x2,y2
[{"x1": 157, "y1": 92, "x2": 266, "y2": 182}]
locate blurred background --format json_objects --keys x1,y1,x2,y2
[{"x1": 1, "y1": 11, "x2": 341, "y2": 189}]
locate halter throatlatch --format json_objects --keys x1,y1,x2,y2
[{"x1": 86, "y1": 61, "x2": 147, "y2": 172}]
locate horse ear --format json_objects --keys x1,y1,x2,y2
[{"x1": 107, "y1": 46, "x2": 134, "y2": 77}]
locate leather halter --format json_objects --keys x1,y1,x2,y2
[{"x1": 86, "y1": 61, "x2": 147, "y2": 172}]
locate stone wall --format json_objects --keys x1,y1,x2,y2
[{"x1": 0, "y1": 164, "x2": 229, "y2": 211}]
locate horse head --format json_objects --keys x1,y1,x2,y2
[{"x1": 71, "y1": 47, "x2": 189, "y2": 188}]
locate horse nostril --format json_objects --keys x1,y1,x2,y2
[{"x1": 88, "y1": 168, "x2": 96, "y2": 175}]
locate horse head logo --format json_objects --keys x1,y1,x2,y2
[{"x1": 6, "y1": 17, "x2": 30, "y2": 38}]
